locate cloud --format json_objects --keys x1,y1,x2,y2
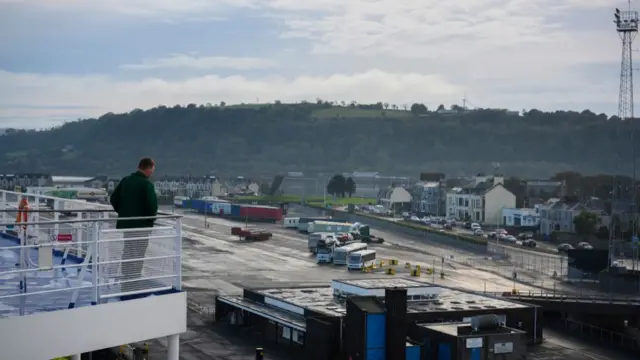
[
  {"x1": 0, "y1": 0, "x2": 625, "y2": 129},
  {"x1": 0, "y1": 69, "x2": 462, "y2": 128},
  {"x1": 119, "y1": 54, "x2": 278, "y2": 71}
]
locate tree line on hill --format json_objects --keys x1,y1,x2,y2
[{"x1": 0, "y1": 101, "x2": 637, "y2": 177}]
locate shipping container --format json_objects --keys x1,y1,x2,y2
[
  {"x1": 202, "y1": 201, "x2": 232, "y2": 215},
  {"x1": 297, "y1": 217, "x2": 334, "y2": 232},
  {"x1": 308, "y1": 221, "x2": 353, "y2": 234},
  {"x1": 188, "y1": 199, "x2": 205, "y2": 213},
  {"x1": 231, "y1": 204, "x2": 241, "y2": 217},
  {"x1": 238, "y1": 205, "x2": 282, "y2": 222},
  {"x1": 283, "y1": 217, "x2": 300, "y2": 229}
]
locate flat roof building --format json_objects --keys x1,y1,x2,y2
[{"x1": 215, "y1": 277, "x2": 542, "y2": 359}]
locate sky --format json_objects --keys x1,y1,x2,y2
[{"x1": 0, "y1": 0, "x2": 630, "y2": 129}]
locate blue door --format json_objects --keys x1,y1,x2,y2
[
  {"x1": 470, "y1": 347, "x2": 481, "y2": 360},
  {"x1": 438, "y1": 343, "x2": 451, "y2": 360}
]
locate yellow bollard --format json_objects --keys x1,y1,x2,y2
[{"x1": 405, "y1": 262, "x2": 412, "y2": 268}]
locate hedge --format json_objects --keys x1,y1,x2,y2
[{"x1": 302, "y1": 204, "x2": 488, "y2": 246}]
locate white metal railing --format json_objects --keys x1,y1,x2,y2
[{"x1": 0, "y1": 189, "x2": 183, "y2": 317}]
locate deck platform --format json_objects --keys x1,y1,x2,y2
[
  {"x1": 0, "y1": 189, "x2": 187, "y2": 359},
  {"x1": 0, "y1": 233, "x2": 110, "y2": 316}
]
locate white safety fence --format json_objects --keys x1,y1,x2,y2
[{"x1": 0, "y1": 189, "x2": 183, "y2": 316}]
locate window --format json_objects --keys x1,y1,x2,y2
[
  {"x1": 464, "y1": 199, "x2": 469, "y2": 207},
  {"x1": 282, "y1": 326, "x2": 291, "y2": 339}
]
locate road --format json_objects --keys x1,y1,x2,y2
[
  {"x1": 15, "y1": 203, "x2": 596, "y2": 296},
  {"x1": 163, "y1": 206, "x2": 596, "y2": 298},
  {"x1": 357, "y1": 211, "x2": 561, "y2": 254}
]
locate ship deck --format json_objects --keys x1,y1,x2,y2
[{"x1": 0, "y1": 233, "x2": 113, "y2": 316}]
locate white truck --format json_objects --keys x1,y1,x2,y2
[
  {"x1": 315, "y1": 237, "x2": 339, "y2": 263},
  {"x1": 60, "y1": 199, "x2": 89, "y2": 216},
  {"x1": 308, "y1": 232, "x2": 336, "y2": 254}
]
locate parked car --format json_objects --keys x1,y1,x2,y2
[
  {"x1": 517, "y1": 232, "x2": 534, "y2": 240},
  {"x1": 473, "y1": 229, "x2": 484, "y2": 236},
  {"x1": 522, "y1": 239, "x2": 537, "y2": 248},
  {"x1": 557, "y1": 243, "x2": 574, "y2": 253},
  {"x1": 577, "y1": 242, "x2": 593, "y2": 249}
]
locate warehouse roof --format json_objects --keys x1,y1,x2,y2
[{"x1": 253, "y1": 281, "x2": 527, "y2": 318}]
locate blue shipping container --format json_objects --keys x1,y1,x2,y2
[
  {"x1": 207, "y1": 202, "x2": 232, "y2": 215},
  {"x1": 230, "y1": 204, "x2": 241, "y2": 217},
  {"x1": 365, "y1": 348, "x2": 385, "y2": 360},
  {"x1": 406, "y1": 345, "x2": 420, "y2": 360},
  {"x1": 191, "y1": 199, "x2": 205, "y2": 213},
  {"x1": 366, "y1": 313, "x2": 386, "y2": 349},
  {"x1": 437, "y1": 343, "x2": 451, "y2": 360}
]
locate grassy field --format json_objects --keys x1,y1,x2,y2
[
  {"x1": 234, "y1": 195, "x2": 377, "y2": 206},
  {"x1": 311, "y1": 107, "x2": 413, "y2": 119}
]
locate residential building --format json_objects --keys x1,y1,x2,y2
[
  {"x1": 410, "y1": 182, "x2": 443, "y2": 215},
  {"x1": 538, "y1": 198, "x2": 597, "y2": 235},
  {"x1": 0, "y1": 173, "x2": 52, "y2": 191},
  {"x1": 501, "y1": 208, "x2": 540, "y2": 227},
  {"x1": 446, "y1": 176, "x2": 516, "y2": 225},
  {"x1": 378, "y1": 186, "x2": 412, "y2": 211},
  {"x1": 524, "y1": 179, "x2": 567, "y2": 199},
  {"x1": 153, "y1": 176, "x2": 217, "y2": 198}
]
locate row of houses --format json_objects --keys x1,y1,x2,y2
[
  {"x1": 376, "y1": 174, "x2": 597, "y2": 232},
  {"x1": 377, "y1": 174, "x2": 638, "y2": 236},
  {"x1": 0, "y1": 173, "x2": 257, "y2": 199},
  {"x1": 375, "y1": 175, "x2": 518, "y2": 225}
]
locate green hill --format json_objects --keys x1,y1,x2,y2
[{"x1": 0, "y1": 102, "x2": 630, "y2": 176}]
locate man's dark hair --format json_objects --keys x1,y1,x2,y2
[{"x1": 138, "y1": 157, "x2": 155, "y2": 170}]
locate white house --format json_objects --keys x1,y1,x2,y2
[
  {"x1": 501, "y1": 208, "x2": 540, "y2": 227},
  {"x1": 446, "y1": 176, "x2": 516, "y2": 225},
  {"x1": 378, "y1": 186, "x2": 412, "y2": 210}
]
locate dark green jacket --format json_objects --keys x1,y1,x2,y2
[{"x1": 110, "y1": 171, "x2": 158, "y2": 229}]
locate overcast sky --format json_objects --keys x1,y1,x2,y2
[{"x1": 0, "y1": 0, "x2": 628, "y2": 129}]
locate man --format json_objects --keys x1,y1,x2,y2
[{"x1": 110, "y1": 157, "x2": 158, "y2": 298}]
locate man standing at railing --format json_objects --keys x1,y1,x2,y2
[{"x1": 110, "y1": 157, "x2": 158, "y2": 299}]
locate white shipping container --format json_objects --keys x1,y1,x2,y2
[
  {"x1": 308, "y1": 221, "x2": 353, "y2": 234},
  {"x1": 283, "y1": 217, "x2": 300, "y2": 228}
]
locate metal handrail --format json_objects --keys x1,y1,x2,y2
[
  {"x1": 485, "y1": 290, "x2": 640, "y2": 303},
  {"x1": 0, "y1": 214, "x2": 181, "y2": 227}
]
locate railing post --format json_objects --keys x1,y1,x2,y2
[
  {"x1": 175, "y1": 217, "x2": 182, "y2": 291},
  {"x1": 0, "y1": 191, "x2": 5, "y2": 229},
  {"x1": 53, "y1": 199, "x2": 60, "y2": 238},
  {"x1": 91, "y1": 221, "x2": 100, "y2": 305}
]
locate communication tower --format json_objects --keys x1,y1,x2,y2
[{"x1": 612, "y1": 4, "x2": 639, "y2": 269}]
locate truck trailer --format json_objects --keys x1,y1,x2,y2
[{"x1": 231, "y1": 227, "x2": 273, "y2": 241}]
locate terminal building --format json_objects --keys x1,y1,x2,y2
[{"x1": 215, "y1": 278, "x2": 542, "y2": 359}]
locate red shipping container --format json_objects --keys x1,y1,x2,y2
[{"x1": 239, "y1": 205, "x2": 282, "y2": 221}]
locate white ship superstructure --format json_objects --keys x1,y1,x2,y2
[{"x1": 0, "y1": 189, "x2": 186, "y2": 360}]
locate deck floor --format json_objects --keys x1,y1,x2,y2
[{"x1": 0, "y1": 234, "x2": 99, "y2": 316}]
